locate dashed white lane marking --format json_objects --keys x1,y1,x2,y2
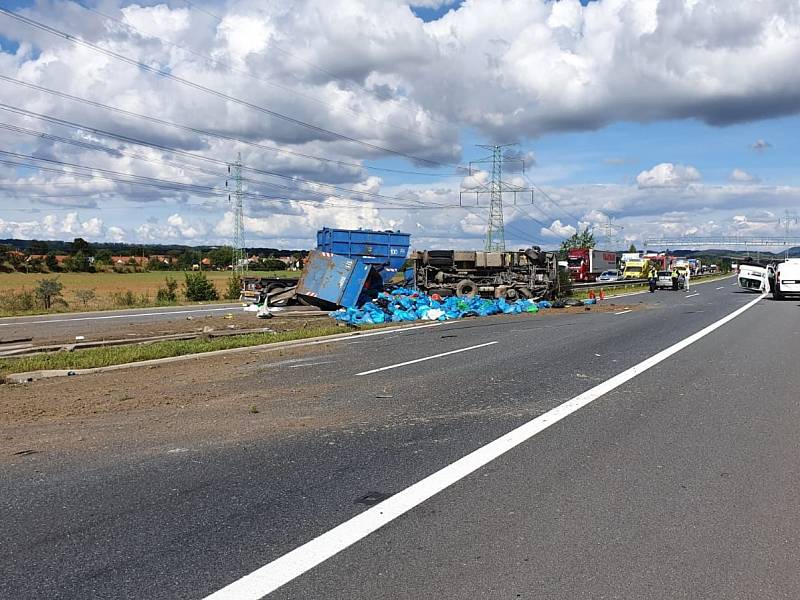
[
  {"x1": 614, "y1": 309, "x2": 633, "y2": 315},
  {"x1": 716, "y1": 286, "x2": 725, "y2": 290},
  {"x1": 355, "y1": 341, "x2": 498, "y2": 376},
  {"x1": 202, "y1": 293, "x2": 766, "y2": 600},
  {"x1": 685, "y1": 293, "x2": 700, "y2": 298}
]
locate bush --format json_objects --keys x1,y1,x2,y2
[
  {"x1": 0, "y1": 289, "x2": 36, "y2": 312},
  {"x1": 183, "y1": 271, "x2": 218, "y2": 301},
  {"x1": 254, "y1": 258, "x2": 289, "y2": 271},
  {"x1": 156, "y1": 276, "x2": 179, "y2": 304},
  {"x1": 224, "y1": 274, "x2": 242, "y2": 300},
  {"x1": 75, "y1": 289, "x2": 96, "y2": 307},
  {"x1": 112, "y1": 290, "x2": 152, "y2": 307},
  {"x1": 112, "y1": 290, "x2": 137, "y2": 307},
  {"x1": 35, "y1": 277, "x2": 64, "y2": 309}
]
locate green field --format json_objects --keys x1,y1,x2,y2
[{"x1": 0, "y1": 270, "x2": 299, "y2": 316}]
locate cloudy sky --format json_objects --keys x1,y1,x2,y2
[{"x1": 1, "y1": 0, "x2": 799, "y2": 250}]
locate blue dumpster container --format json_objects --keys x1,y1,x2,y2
[
  {"x1": 316, "y1": 228, "x2": 410, "y2": 280},
  {"x1": 296, "y1": 251, "x2": 382, "y2": 308}
]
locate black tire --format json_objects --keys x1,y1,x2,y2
[
  {"x1": 773, "y1": 285, "x2": 784, "y2": 301},
  {"x1": 455, "y1": 279, "x2": 478, "y2": 298}
]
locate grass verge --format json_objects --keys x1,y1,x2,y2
[{"x1": 0, "y1": 324, "x2": 349, "y2": 380}]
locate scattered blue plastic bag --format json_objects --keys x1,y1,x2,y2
[{"x1": 330, "y1": 288, "x2": 559, "y2": 326}]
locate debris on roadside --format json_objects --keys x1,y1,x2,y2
[{"x1": 330, "y1": 288, "x2": 551, "y2": 325}]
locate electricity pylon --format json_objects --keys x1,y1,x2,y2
[
  {"x1": 460, "y1": 144, "x2": 535, "y2": 251},
  {"x1": 227, "y1": 152, "x2": 247, "y2": 276}
]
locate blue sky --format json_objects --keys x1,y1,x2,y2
[{"x1": 1, "y1": 0, "x2": 799, "y2": 249}]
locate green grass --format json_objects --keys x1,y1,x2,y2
[{"x1": 0, "y1": 324, "x2": 347, "y2": 379}]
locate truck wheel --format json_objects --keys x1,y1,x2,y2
[
  {"x1": 518, "y1": 287, "x2": 533, "y2": 299},
  {"x1": 456, "y1": 279, "x2": 477, "y2": 298},
  {"x1": 504, "y1": 288, "x2": 519, "y2": 301}
]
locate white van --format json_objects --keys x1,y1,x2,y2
[{"x1": 773, "y1": 259, "x2": 800, "y2": 299}]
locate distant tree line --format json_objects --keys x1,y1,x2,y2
[{"x1": 0, "y1": 238, "x2": 306, "y2": 274}]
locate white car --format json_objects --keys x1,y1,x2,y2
[
  {"x1": 597, "y1": 270, "x2": 621, "y2": 282},
  {"x1": 737, "y1": 263, "x2": 767, "y2": 292},
  {"x1": 773, "y1": 259, "x2": 800, "y2": 299}
]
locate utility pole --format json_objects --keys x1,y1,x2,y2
[
  {"x1": 228, "y1": 152, "x2": 247, "y2": 276},
  {"x1": 460, "y1": 144, "x2": 535, "y2": 251},
  {"x1": 595, "y1": 219, "x2": 623, "y2": 250},
  {"x1": 778, "y1": 210, "x2": 798, "y2": 258}
]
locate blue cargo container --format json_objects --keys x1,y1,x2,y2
[
  {"x1": 295, "y1": 251, "x2": 382, "y2": 308},
  {"x1": 316, "y1": 228, "x2": 410, "y2": 280}
]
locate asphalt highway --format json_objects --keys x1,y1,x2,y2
[{"x1": 4, "y1": 277, "x2": 799, "y2": 599}]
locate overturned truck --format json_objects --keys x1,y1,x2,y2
[{"x1": 411, "y1": 247, "x2": 560, "y2": 300}]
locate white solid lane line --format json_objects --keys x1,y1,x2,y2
[
  {"x1": 202, "y1": 293, "x2": 766, "y2": 600},
  {"x1": 355, "y1": 341, "x2": 498, "y2": 376},
  {"x1": 614, "y1": 309, "x2": 632, "y2": 315},
  {"x1": 685, "y1": 293, "x2": 700, "y2": 298}
]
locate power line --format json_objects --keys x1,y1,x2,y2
[
  {"x1": 0, "y1": 148, "x2": 467, "y2": 212},
  {"x1": 73, "y1": 1, "x2": 450, "y2": 148},
  {"x1": 179, "y1": 0, "x2": 454, "y2": 129},
  {"x1": 521, "y1": 172, "x2": 584, "y2": 226},
  {"x1": 0, "y1": 75, "x2": 456, "y2": 178},
  {"x1": 510, "y1": 205, "x2": 568, "y2": 243},
  {"x1": 0, "y1": 103, "x2": 462, "y2": 211},
  {"x1": 0, "y1": 7, "x2": 462, "y2": 170}
]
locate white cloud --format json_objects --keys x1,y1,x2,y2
[
  {"x1": 2, "y1": 0, "x2": 800, "y2": 251},
  {"x1": 107, "y1": 226, "x2": 126, "y2": 242},
  {"x1": 0, "y1": 212, "x2": 105, "y2": 240},
  {"x1": 636, "y1": 163, "x2": 701, "y2": 188},
  {"x1": 750, "y1": 139, "x2": 772, "y2": 152},
  {"x1": 729, "y1": 168, "x2": 759, "y2": 183},
  {"x1": 542, "y1": 219, "x2": 576, "y2": 238}
]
